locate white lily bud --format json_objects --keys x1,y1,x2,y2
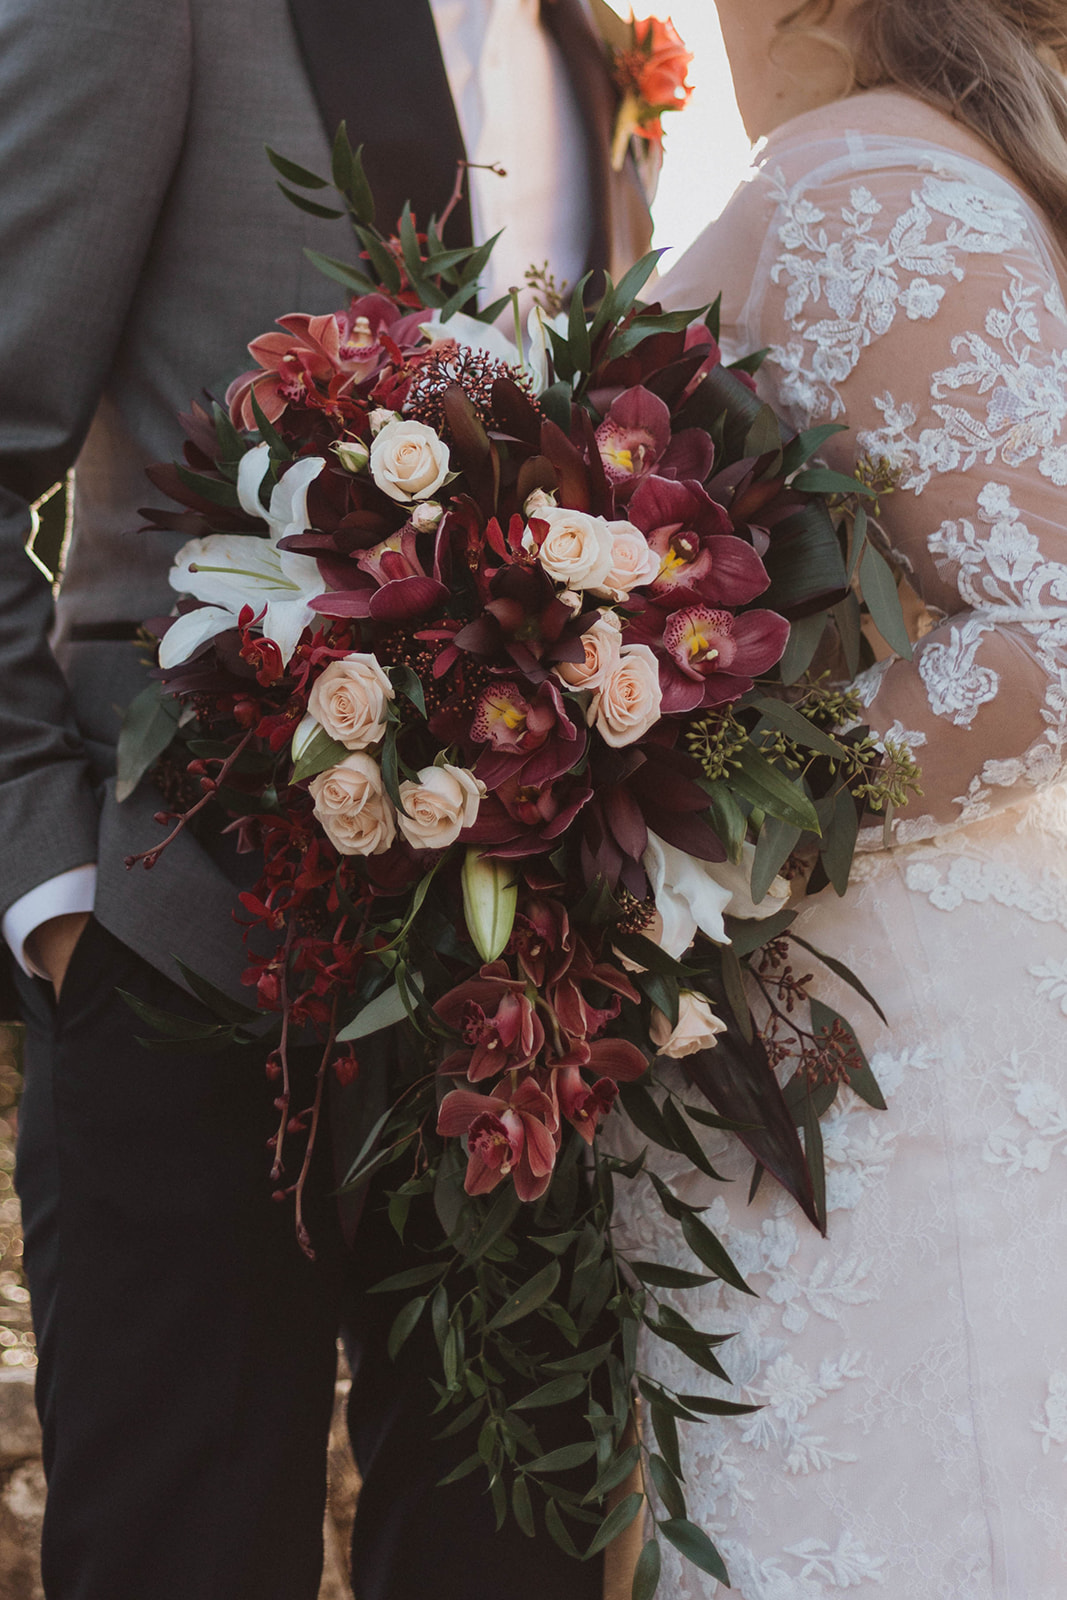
[
  {"x1": 291, "y1": 713, "x2": 322, "y2": 763},
  {"x1": 332, "y1": 436, "x2": 370, "y2": 474},
  {"x1": 410, "y1": 499, "x2": 444, "y2": 532},
  {"x1": 461, "y1": 848, "x2": 518, "y2": 964},
  {"x1": 369, "y1": 407, "x2": 401, "y2": 436}
]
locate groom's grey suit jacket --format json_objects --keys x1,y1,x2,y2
[{"x1": 0, "y1": 0, "x2": 651, "y2": 1002}]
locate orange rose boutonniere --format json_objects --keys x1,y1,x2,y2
[{"x1": 606, "y1": 11, "x2": 695, "y2": 171}]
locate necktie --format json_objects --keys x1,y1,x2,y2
[{"x1": 287, "y1": 0, "x2": 473, "y2": 247}]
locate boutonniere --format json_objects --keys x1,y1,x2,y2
[{"x1": 590, "y1": 1, "x2": 694, "y2": 171}]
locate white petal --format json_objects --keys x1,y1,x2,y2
[
  {"x1": 236, "y1": 442, "x2": 273, "y2": 521},
  {"x1": 169, "y1": 533, "x2": 288, "y2": 604},
  {"x1": 421, "y1": 310, "x2": 521, "y2": 368},
  {"x1": 157, "y1": 605, "x2": 235, "y2": 668},
  {"x1": 266, "y1": 456, "x2": 325, "y2": 543},
  {"x1": 643, "y1": 831, "x2": 732, "y2": 954},
  {"x1": 261, "y1": 598, "x2": 316, "y2": 665}
]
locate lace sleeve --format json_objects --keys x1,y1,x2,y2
[{"x1": 750, "y1": 150, "x2": 1067, "y2": 844}]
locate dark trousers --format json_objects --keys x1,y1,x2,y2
[{"x1": 14, "y1": 920, "x2": 604, "y2": 1600}]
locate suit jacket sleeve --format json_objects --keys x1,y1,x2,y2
[{"x1": 0, "y1": 0, "x2": 191, "y2": 917}]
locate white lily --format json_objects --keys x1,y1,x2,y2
[
  {"x1": 642, "y1": 831, "x2": 734, "y2": 959},
  {"x1": 160, "y1": 446, "x2": 326, "y2": 669}
]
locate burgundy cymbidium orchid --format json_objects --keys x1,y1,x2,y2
[
  {"x1": 310, "y1": 522, "x2": 448, "y2": 622},
  {"x1": 436, "y1": 965, "x2": 545, "y2": 1082},
  {"x1": 227, "y1": 295, "x2": 415, "y2": 429},
  {"x1": 658, "y1": 602, "x2": 790, "y2": 713},
  {"x1": 436, "y1": 1079, "x2": 559, "y2": 1200},
  {"x1": 594, "y1": 387, "x2": 713, "y2": 499},
  {"x1": 627, "y1": 476, "x2": 772, "y2": 609},
  {"x1": 470, "y1": 677, "x2": 585, "y2": 789}
]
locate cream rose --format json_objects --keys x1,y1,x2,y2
[
  {"x1": 534, "y1": 507, "x2": 615, "y2": 591},
  {"x1": 308, "y1": 655, "x2": 394, "y2": 751},
  {"x1": 554, "y1": 609, "x2": 623, "y2": 691},
  {"x1": 397, "y1": 764, "x2": 485, "y2": 851},
  {"x1": 650, "y1": 991, "x2": 727, "y2": 1058},
  {"x1": 309, "y1": 754, "x2": 396, "y2": 856},
  {"x1": 370, "y1": 419, "x2": 451, "y2": 503},
  {"x1": 594, "y1": 520, "x2": 659, "y2": 601},
  {"x1": 591, "y1": 643, "x2": 662, "y2": 747}
]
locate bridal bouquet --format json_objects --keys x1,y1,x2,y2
[{"x1": 120, "y1": 133, "x2": 917, "y2": 1590}]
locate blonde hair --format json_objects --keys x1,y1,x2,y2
[{"x1": 779, "y1": 0, "x2": 1067, "y2": 229}]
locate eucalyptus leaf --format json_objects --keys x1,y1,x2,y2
[
  {"x1": 276, "y1": 183, "x2": 345, "y2": 219},
  {"x1": 115, "y1": 682, "x2": 180, "y2": 803},
  {"x1": 648, "y1": 1454, "x2": 686, "y2": 1521},
  {"x1": 778, "y1": 610, "x2": 828, "y2": 686},
  {"x1": 585, "y1": 1492, "x2": 644, "y2": 1558},
  {"x1": 303, "y1": 248, "x2": 377, "y2": 297},
  {"x1": 860, "y1": 540, "x2": 914, "y2": 659},
  {"x1": 487, "y1": 1259, "x2": 561, "y2": 1330},
  {"x1": 336, "y1": 979, "x2": 414, "y2": 1043},
  {"x1": 265, "y1": 145, "x2": 329, "y2": 188},
  {"x1": 658, "y1": 1520, "x2": 730, "y2": 1585},
  {"x1": 632, "y1": 1538, "x2": 662, "y2": 1600},
  {"x1": 732, "y1": 744, "x2": 820, "y2": 834}
]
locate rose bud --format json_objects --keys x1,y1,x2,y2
[
  {"x1": 332, "y1": 436, "x2": 370, "y2": 474},
  {"x1": 650, "y1": 991, "x2": 727, "y2": 1058}
]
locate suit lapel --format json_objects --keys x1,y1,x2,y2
[
  {"x1": 286, "y1": 0, "x2": 472, "y2": 245},
  {"x1": 539, "y1": 0, "x2": 653, "y2": 285}
]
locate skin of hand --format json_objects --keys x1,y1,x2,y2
[
  {"x1": 26, "y1": 911, "x2": 92, "y2": 999},
  {"x1": 713, "y1": 0, "x2": 861, "y2": 139}
]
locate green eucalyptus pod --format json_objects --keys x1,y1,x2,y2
[{"x1": 461, "y1": 848, "x2": 518, "y2": 964}]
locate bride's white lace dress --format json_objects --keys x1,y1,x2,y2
[{"x1": 609, "y1": 91, "x2": 1067, "y2": 1598}]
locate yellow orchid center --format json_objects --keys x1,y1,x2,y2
[
  {"x1": 603, "y1": 444, "x2": 635, "y2": 474},
  {"x1": 349, "y1": 316, "x2": 374, "y2": 348},
  {"x1": 680, "y1": 616, "x2": 719, "y2": 664}
]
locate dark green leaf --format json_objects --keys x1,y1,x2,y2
[
  {"x1": 387, "y1": 1295, "x2": 428, "y2": 1360},
  {"x1": 637, "y1": 1380, "x2": 701, "y2": 1423},
  {"x1": 339, "y1": 1105, "x2": 393, "y2": 1189},
  {"x1": 174, "y1": 464, "x2": 241, "y2": 509},
  {"x1": 611, "y1": 249, "x2": 665, "y2": 317},
  {"x1": 832, "y1": 590, "x2": 863, "y2": 679},
  {"x1": 532, "y1": 1230, "x2": 581, "y2": 1258},
  {"x1": 649, "y1": 1454, "x2": 686, "y2": 1521},
  {"x1": 720, "y1": 943, "x2": 753, "y2": 1041},
  {"x1": 659, "y1": 1100, "x2": 728, "y2": 1184},
  {"x1": 336, "y1": 981, "x2": 410, "y2": 1043},
  {"x1": 545, "y1": 1497, "x2": 583, "y2": 1559},
  {"x1": 115, "y1": 682, "x2": 180, "y2": 803},
  {"x1": 390, "y1": 663, "x2": 427, "y2": 718},
  {"x1": 585, "y1": 1492, "x2": 644, "y2": 1558},
  {"x1": 249, "y1": 389, "x2": 293, "y2": 460},
  {"x1": 465, "y1": 1182, "x2": 523, "y2": 1264},
  {"x1": 638, "y1": 970, "x2": 679, "y2": 1029},
  {"x1": 512, "y1": 1476, "x2": 536, "y2": 1537},
  {"x1": 265, "y1": 145, "x2": 329, "y2": 187},
  {"x1": 792, "y1": 467, "x2": 875, "y2": 497},
  {"x1": 742, "y1": 403, "x2": 783, "y2": 462},
  {"x1": 780, "y1": 422, "x2": 847, "y2": 476},
  {"x1": 733, "y1": 744, "x2": 820, "y2": 833},
  {"x1": 700, "y1": 779, "x2": 747, "y2": 864},
  {"x1": 778, "y1": 610, "x2": 829, "y2": 686},
  {"x1": 819, "y1": 783, "x2": 859, "y2": 897},
  {"x1": 630, "y1": 1261, "x2": 714, "y2": 1290},
  {"x1": 276, "y1": 183, "x2": 345, "y2": 219},
  {"x1": 488, "y1": 1260, "x2": 561, "y2": 1330},
  {"x1": 860, "y1": 541, "x2": 913, "y2": 659},
  {"x1": 848, "y1": 501, "x2": 868, "y2": 582},
  {"x1": 725, "y1": 906, "x2": 797, "y2": 959},
  {"x1": 355, "y1": 225, "x2": 402, "y2": 294},
  {"x1": 751, "y1": 816, "x2": 802, "y2": 906},
  {"x1": 172, "y1": 960, "x2": 260, "y2": 1024},
  {"x1": 291, "y1": 726, "x2": 350, "y2": 786},
  {"x1": 567, "y1": 273, "x2": 594, "y2": 375},
  {"x1": 341, "y1": 135, "x2": 376, "y2": 225},
  {"x1": 650, "y1": 1403, "x2": 682, "y2": 1480},
  {"x1": 759, "y1": 501, "x2": 848, "y2": 620},
  {"x1": 753, "y1": 697, "x2": 852, "y2": 761},
  {"x1": 616, "y1": 1083, "x2": 677, "y2": 1153},
  {"x1": 511, "y1": 1374, "x2": 588, "y2": 1411},
  {"x1": 117, "y1": 990, "x2": 232, "y2": 1043},
  {"x1": 801, "y1": 1091, "x2": 827, "y2": 1233},
  {"x1": 632, "y1": 1538, "x2": 662, "y2": 1600},
  {"x1": 303, "y1": 248, "x2": 376, "y2": 297},
  {"x1": 586, "y1": 1444, "x2": 642, "y2": 1502},
  {"x1": 368, "y1": 1262, "x2": 447, "y2": 1296},
  {"x1": 680, "y1": 1212, "x2": 756, "y2": 1296},
  {"x1": 789, "y1": 934, "x2": 888, "y2": 1025},
  {"x1": 676, "y1": 1393, "x2": 761, "y2": 1417},
  {"x1": 658, "y1": 1520, "x2": 730, "y2": 1585},
  {"x1": 436, "y1": 1453, "x2": 482, "y2": 1487},
  {"x1": 727, "y1": 345, "x2": 770, "y2": 376},
  {"x1": 525, "y1": 1441, "x2": 599, "y2": 1475}
]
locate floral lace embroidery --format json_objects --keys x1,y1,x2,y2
[
  {"x1": 765, "y1": 168, "x2": 1028, "y2": 422},
  {"x1": 1032, "y1": 1374, "x2": 1067, "y2": 1460},
  {"x1": 858, "y1": 271, "x2": 1067, "y2": 492},
  {"x1": 903, "y1": 852, "x2": 1067, "y2": 926},
  {"x1": 984, "y1": 1050, "x2": 1067, "y2": 1177}
]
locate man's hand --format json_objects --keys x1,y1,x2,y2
[{"x1": 25, "y1": 912, "x2": 91, "y2": 999}]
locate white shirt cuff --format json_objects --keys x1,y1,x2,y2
[{"x1": 3, "y1": 865, "x2": 98, "y2": 979}]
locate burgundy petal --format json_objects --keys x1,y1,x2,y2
[
  {"x1": 727, "y1": 608, "x2": 791, "y2": 675},
  {"x1": 659, "y1": 429, "x2": 715, "y2": 483},
  {"x1": 697, "y1": 536, "x2": 772, "y2": 606},
  {"x1": 367, "y1": 576, "x2": 450, "y2": 621}
]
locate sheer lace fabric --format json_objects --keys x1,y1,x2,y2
[{"x1": 609, "y1": 94, "x2": 1067, "y2": 1597}]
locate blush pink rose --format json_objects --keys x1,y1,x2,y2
[
  {"x1": 309, "y1": 754, "x2": 396, "y2": 856},
  {"x1": 593, "y1": 520, "x2": 659, "y2": 601},
  {"x1": 396, "y1": 763, "x2": 485, "y2": 851},
  {"x1": 308, "y1": 654, "x2": 394, "y2": 750},
  {"x1": 554, "y1": 610, "x2": 623, "y2": 691},
  {"x1": 533, "y1": 507, "x2": 615, "y2": 590},
  {"x1": 590, "y1": 642, "x2": 662, "y2": 747},
  {"x1": 370, "y1": 418, "x2": 451, "y2": 502},
  {"x1": 650, "y1": 991, "x2": 727, "y2": 1058}
]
